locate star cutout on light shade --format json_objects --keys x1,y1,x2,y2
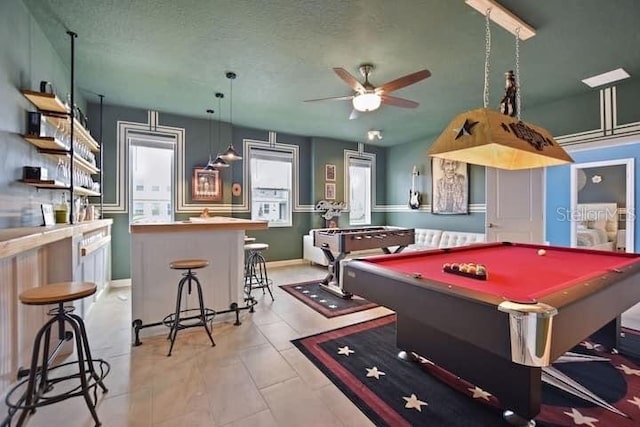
[
  {"x1": 453, "y1": 118, "x2": 479, "y2": 140},
  {"x1": 403, "y1": 394, "x2": 428, "y2": 412},
  {"x1": 366, "y1": 366, "x2": 386, "y2": 380},
  {"x1": 337, "y1": 346, "x2": 355, "y2": 356},
  {"x1": 627, "y1": 396, "x2": 640, "y2": 409},
  {"x1": 468, "y1": 386, "x2": 492, "y2": 401},
  {"x1": 617, "y1": 364, "x2": 640, "y2": 376},
  {"x1": 563, "y1": 408, "x2": 599, "y2": 427}
]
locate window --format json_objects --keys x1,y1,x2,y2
[
  {"x1": 249, "y1": 147, "x2": 293, "y2": 227},
  {"x1": 347, "y1": 155, "x2": 372, "y2": 225},
  {"x1": 128, "y1": 135, "x2": 175, "y2": 224}
]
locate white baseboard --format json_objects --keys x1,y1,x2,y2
[
  {"x1": 110, "y1": 278, "x2": 132, "y2": 288},
  {"x1": 266, "y1": 258, "x2": 308, "y2": 268}
]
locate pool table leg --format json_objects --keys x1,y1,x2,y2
[{"x1": 396, "y1": 314, "x2": 541, "y2": 422}]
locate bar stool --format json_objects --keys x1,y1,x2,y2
[
  {"x1": 244, "y1": 243, "x2": 274, "y2": 301},
  {"x1": 163, "y1": 259, "x2": 216, "y2": 356},
  {"x1": 5, "y1": 282, "x2": 110, "y2": 427}
]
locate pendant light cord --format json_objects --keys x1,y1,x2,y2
[
  {"x1": 515, "y1": 27, "x2": 521, "y2": 121},
  {"x1": 216, "y1": 93, "x2": 223, "y2": 152},
  {"x1": 207, "y1": 109, "x2": 214, "y2": 158},
  {"x1": 483, "y1": 8, "x2": 492, "y2": 109}
]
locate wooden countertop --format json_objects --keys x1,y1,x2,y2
[
  {"x1": 0, "y1": 219, "x2": 113, "y2": 259},
  {"x1": 130, "y1": 217, "x2": 268, "y2": 234}
]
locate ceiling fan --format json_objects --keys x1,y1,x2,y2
[{"x1": 304, "y1": 64, "x2": 431, "y2": 119}]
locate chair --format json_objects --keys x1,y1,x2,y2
[
  {"x1": 5, "y1": 282, "x2": 110, "y2": 426},
  {"x1": 163, "y1": 259, "x2": 216, "y2": 356}
]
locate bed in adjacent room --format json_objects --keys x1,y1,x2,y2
[{"x1": 576, "y1": 203, "x2": 618, "y2": 251}]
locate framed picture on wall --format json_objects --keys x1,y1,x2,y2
[
  {"x1": 325, "y1": 182, "x2": 336, "y2": 200},
  {"x1": 325, "y1": 164, "x2": 336, "y2": 181},
  {"x1": 192, "y1": 168, "x2": 222, "y2": 202},
  {"x1": 431, "y1": 158, "x2": 469, "y2": 214}
]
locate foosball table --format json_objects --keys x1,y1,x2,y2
[{"x1": 313, "y1": 226, "x2": 415, "y2": 298}]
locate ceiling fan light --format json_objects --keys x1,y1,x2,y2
[{"x1": 352, "y1": 93, "x2": 381, "y2": 112}]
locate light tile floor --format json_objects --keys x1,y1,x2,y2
[
  {"x1": 7, "y1": 264, "x2": 390, "y2": 427},
  {"x1": 5, "y1": 263, "x2": 640, "y2": 426}
]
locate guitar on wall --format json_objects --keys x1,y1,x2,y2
[{"x1": 409, "y1": 165, "x2": 420, "y2": 209}]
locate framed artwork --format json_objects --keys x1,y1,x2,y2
[
  {"x1": 431, "y1": 158, "x2": 469, "y2": 214},
  {"x1": 325, "y1": 164, "x2": 336, "y2": 181},
  {"x1": 325, "y1": 182, "x2": 336, "y2": 200},
  {"x1": 192, "y1": 168, "x2": 222, "y2": 202},
  {"x1": 41, "y1": 203, "x2": 55, "y2": 226}
]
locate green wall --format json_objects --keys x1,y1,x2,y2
[
  {"x1": 0, "y1": 0, "x2": 87, "y2": 228},
  {"x1": 88, "y1": 103, "x2": 388, "y2": 279},
  {"x1": 385, "y1": 135, "x2": 486, "y2": 232}
]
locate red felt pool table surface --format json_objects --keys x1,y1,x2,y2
[{"x1": 363, "y1": 242, "x2": 639, "y2": 303}]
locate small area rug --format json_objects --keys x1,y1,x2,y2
[
  {"x1": 293, "y1": 315, "x2": 640, "y2": 427},
  {"x1": 280, "y1": 281, "x2": 378, "y2": 318}
]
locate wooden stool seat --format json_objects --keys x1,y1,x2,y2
[
  {"x1": 19, "y1": 282, "x2": 97, "y2": 306},
  {"x1": 170, "y1": 259, "x2": 209, "y2": 270},
  {"x1": 244, "y1": 243, "x2": 269, "y2": 252}
]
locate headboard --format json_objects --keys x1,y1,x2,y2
[{"x1": 576, "y1": 203, "x2": 618, "y2": 242}]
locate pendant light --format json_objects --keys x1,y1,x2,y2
[
  {"x1": 212, "y1": 92, "x2": 229, "y2": 168},
  {"x1": 202, "y1": 109, "x2": 217, "y2": 171},
  {"x1": 428, "y1": 1, "x2": 573, "y2": 170},
  {"x1": 220, "y1": 71, "x2": 242, "y2": 162}
]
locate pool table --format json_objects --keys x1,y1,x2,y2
[{"x1": 342, "y1": 242, "x2": 640, "y2": 422}]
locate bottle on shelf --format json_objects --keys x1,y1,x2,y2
[{"x1": 55, "y1": 194, "x2": 69, "y2": 224}]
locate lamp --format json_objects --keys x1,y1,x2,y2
[
  {"x1": 220, "y1": 71, "x2": 242, "y2": 162},
  {"x1": 212, "y1": 92, "x2": 229, "y2": 168},
  {"x1": 202, "y1": 109, "x2": 218, "y2": 171},
  {"x1": 428, "y1": 2, "x2": 573, "y2": 170},
  {"x1": 353, "y1": 92, "x2": 382, "y2": 112}
]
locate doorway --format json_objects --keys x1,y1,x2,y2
[{"x1": 569, "y1": 158, "x2": 634, "y2": 253}]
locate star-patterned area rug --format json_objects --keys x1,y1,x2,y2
[
  {"x1": 292, "y1": 315, "x2": 640, "y2": 427},
  {"x1": 279, "y1": 281, "x2": 378, "y2": 318}
]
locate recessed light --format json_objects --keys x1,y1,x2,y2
[{"x1": 582, "y1": 68, "x2": 630, "y2": 88}]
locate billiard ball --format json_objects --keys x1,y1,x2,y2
[{"x1": 538, "y1": 249, "x2": 547, "y2": 256}]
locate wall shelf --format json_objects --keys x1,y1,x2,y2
[
  {"x1": 40, "y1": 113, "x2": 100, "y2": 152},
  {"x1": 20, "y1": 32, "x2": 103, "y2": 224},
  {"x1": 20, "y1": 89, "x2": 68, "y2": 114},
  {"x1": 38, "y1": 149, "x2": 100, "y2": 175},
  {"x1": 73, "y1": 187, "x2": 100, "y2": 197},
  {"x1": 20, "y1": 179, "x2": 69, "y2": 190},
  {"x1": 23, "y1": 134, "x2": 67, "y2": 150}
]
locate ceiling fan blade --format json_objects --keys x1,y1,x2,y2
[
  {"x1": 304, "y1": 95, "x2": 354, "y2": 103},
  {"x1": 349, "y1": 109, "x2": 360, "y2": 120},
  {"x1": 333, "y1": 68, "x2": 366, "y2": 92},
  {"x1": 381, "y1": 95, "x2": 419, "y2": 108},
  {"x1": 377, "y1": 69, "x2": 431, "y2": 94}
]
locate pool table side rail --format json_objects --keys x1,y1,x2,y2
[{"x1": 342, "y1": 258, "x2": 514, "y2": 360}]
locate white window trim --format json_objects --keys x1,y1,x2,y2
[
  {"x1": 127, "y1": 134, "x2": 176, "y2": 226},
  {"x1": 246, "y1": 140, "x2": 299, "y2": 227},
  {"x1": 343, "y1": 149, "x2": 376, "y2": 216}
]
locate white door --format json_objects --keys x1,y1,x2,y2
[{"x1": 485, "y1": 167, "x2": 544, "y2": 243}]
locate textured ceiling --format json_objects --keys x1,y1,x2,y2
[{"x1": 22, "y1": 0, "x2": 640, "y2": 146}]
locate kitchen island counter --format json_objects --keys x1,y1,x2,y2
[{"x1": 130, "y1": 217, "x2": 268, "y2": 338}]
